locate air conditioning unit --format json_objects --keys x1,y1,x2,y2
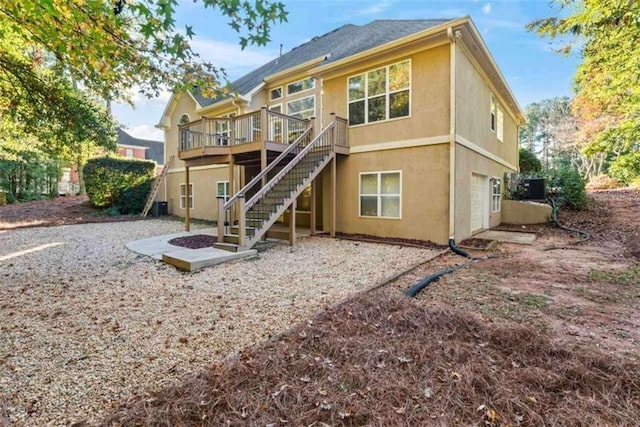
[{"x1": 523, "y1": 178, "x2": 546, "y2": 200}]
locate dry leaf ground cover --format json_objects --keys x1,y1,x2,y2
[
  {"x1": 0, "y1": 196, "x2": 140, "y2": 230},
  {"x1": 0, "y1": 220, "x2": 439, "y2": 425},
  {"x1": 104, "y1": 190, "x2": 640, "y2": 426}
]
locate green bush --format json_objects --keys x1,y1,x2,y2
[
  {"x1": 84, "y1": 157, "x2": 155, "y2": 213},
  {"x1": 519, "y1": 148, "x2": 542, "y2": 175},
  {"x1": 608, "y1": 151, "x2": 640, "y2": 185},
  {"x1": 549, "y1": 158, "x2": 588, "y2": 210}
]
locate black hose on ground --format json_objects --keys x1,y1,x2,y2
[
  {"x1": 448, "y1": 238, "x2": 472, "y2": 258},
  {"x1": 406, "y1": 265, "x2": 464, "y2": 298},
  {"x1": 548, "y1": 197, "x2": 590, "y2": 240},
  {"x1": 406, "y1": 254, "x2": 499, "y2": 298}
]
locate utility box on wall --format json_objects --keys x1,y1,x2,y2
[{"x1": 151, "y1": 201, "x2": 168, "y2": 217}]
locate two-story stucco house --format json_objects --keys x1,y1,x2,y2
[{"x1": 157, "y1": 17, "x2": 525, "y2": 250}]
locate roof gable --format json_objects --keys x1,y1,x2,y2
[{"x1": 192, "y1": 19, "x2": 454, "y2": 107}]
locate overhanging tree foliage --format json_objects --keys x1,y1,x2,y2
[
  {"x1": 1, "y1": 0, "x2": 288, "y2": 104},
  {"x1": 528, "y1": 0, "x2": 640, "y2": 184},
  {"x1": 1, "y1": 0, "x2": 287, "y2": 200}
]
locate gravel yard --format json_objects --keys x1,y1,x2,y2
[{"x1": 0, "y1": 219, "x2": 439, "y2": 425}]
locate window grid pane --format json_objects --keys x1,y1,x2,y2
[
  {"x1": 359, "y1": 172, "x2": 400, "y2": 218},
  {"x1": 348, "y1": 60, "x2": 410, "y2": 126},
  {"x1": 348, "y1": 75, "x2": 365, "y2": 101}
]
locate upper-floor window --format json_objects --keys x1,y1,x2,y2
[
  {"x1": 287, "y1": 95, "x2": 315, "y2": 120},
  {"x1": 490, "y1": 95, "x2": 504, "y2": 142},
  {"x1": 348, "y1": 60, "x2": 410, "y2": 126},
  {"x1": 270, "y1": 87, "x2": 282, "y2": 100},
  {"x1": 490, "y1": 95, "x2": 497, "y2": 132},
  {"x1": 287, "y1": 77, "x2": 315, "y2": 95},
  {"x1": 179, "y1": 114, "x2": 191, "y2": 125}
]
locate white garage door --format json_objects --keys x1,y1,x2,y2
[{"x1": 470, "y1": 173, "x2": 486, "y2": 233}]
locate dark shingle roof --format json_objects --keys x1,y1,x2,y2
[
  {"x1": 192, "y1": 19, "x2": 454, "y2": 107},
  {"x1": 117, "y1": 128, "x2": 165, "y2": 165}
]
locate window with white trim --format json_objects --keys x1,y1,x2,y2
[
  {"x1": 490, "y1": 95, "x2": 497, "y2": 132},
  {"x1": 180, "y1": 183, "x2": 193, "y2": 209},
  {"x1": 270, "y1": 87, "x2": 282, "y2": 100},
  {"x1": 348, "y1": 60, "x2": 410, "y2": 126},
  {"x1": 359, "y1": 171, "x2": 401, "y2": 218},
  {"x1": 497, "y1": 108, "x2": 504, "y2": 142},
  {"x1": 492, "y1": 178, "x2": 501, "y2": 213},
  {"x1": 125, "y1": 148, "x2": 134, "y2": 158},
  {"x1": 269, "y1": 105, "x2": 283, "y2": 141},
  {"x1": 287, "y1": 77, "x2": 315, "y2": 95},
  {"x1": 287, "y1": 95, "x2": 314, "y2": 119},
  {"x1": 179, "y1": 114, "x2": 191, "y2": 125},
  {"x1": 217, "y1": 181, "x2": 229, "y2": 203}
]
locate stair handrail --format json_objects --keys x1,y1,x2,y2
[
  {"x1": 245, "y1": 122, "x2": 334, "y2": 210},
  {"x1": 222, "y1": 126, "x2": 313, "y2": 211}
]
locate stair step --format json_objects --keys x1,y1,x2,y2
[
  {"x1": 229, "y1": 226, "x2": 257, "y2": 237},
  {"x1": 222, "y1": 234, "x2": 240, "y2": 244},
  {"x1": 213, "y1": 242, "x2": 246, "y2": 252}
]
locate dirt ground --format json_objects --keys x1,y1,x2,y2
[
  {"x1": 0, "y1": 196, "x2": 141, "y2": 230},
  {"x1": 104, "y1": 189, "x2": 640, "y2": 426}
]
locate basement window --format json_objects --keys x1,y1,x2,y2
[
  {"x1": 180, "y1": 183, "x2": 193, "y2": 209},
  {"x1": 359, "y1": 171, "x2": 401, "y2": 219},
  {"x1": 217, "y1": 181, "x2": 229, "y2": 203},
  {"x1": 492, "y1": 178, "x2": 501, "y2": 213}
]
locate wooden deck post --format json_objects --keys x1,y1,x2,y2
[
  {"x1": 260, "y1": 149, "x2": 267, "y2": 188},
  {"x1": 238, "y1": 195, "x2": 246, "y2": 248},
  {"x1": 289, "y1": 198, "x2": 297, "y2": 246},
  {"x1": 330, "y1": 155, "x2": 336, "y2": 237},
  {"x1": 310, "y1": 179, "x2": 316, "y2": 236},
  {"x1": 229, "y1": 155, "x2": 235, "y2": 196},
  {"x1": 185, "y1": 166, "x2": 190, "y2": 232},
  {"x1": 217, "y1": 197, "x2": 225, "y2": 243}
]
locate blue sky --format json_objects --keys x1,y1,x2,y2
[{"x1": 113, "y1": 0, "x2": 580, "y2": 140}]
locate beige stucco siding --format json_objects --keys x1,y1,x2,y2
[
  {"x1": 165, "y1": 166, "x2": 229, "y2": 220},
  {"x1": 454, "y1": 144, "x2": 512, "y2": 243},
  {"x1": 454, "y1": 44, "x2": 518, "y2": 168},
  {"x1": 323, "y1": 144, "x2": 450, "y2": 244},
  {"x1": 321, "y1": 44, "x2": 450, "y2": 147},
  {"x1": 165, "y1": 93, "x2": 200, "y2": 171}
]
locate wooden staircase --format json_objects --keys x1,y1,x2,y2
[
  {"x1": 141, "y1": 155, "x2": 174, "y2": 217},
  {"x1": 214, "y1": 119, "x2": 345, "y2": 251}
]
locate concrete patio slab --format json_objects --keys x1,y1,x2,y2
[
  {"x1": 126, "y1": 228, "x2": 216, "y2": 260},
  {"x1": 475, "y1": 230, "x2": 537, "y2": 245},
  {"x1": 162, "y1": 247, "x2": 257, "y2": 272}
]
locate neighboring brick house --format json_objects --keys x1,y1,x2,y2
[
  {"x1": 58, "y1": 128, "x2": 165, "y2": 195},
  {"x1": 158, "y1": 17, "x2": 526, "y2": 249},
  {"x1": 116, "y1": 128, "x2": 165, "y2": 175}
]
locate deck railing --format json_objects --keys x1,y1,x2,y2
[{"x1": 178, "y1": 107, "x2": 311, "y2": 152}]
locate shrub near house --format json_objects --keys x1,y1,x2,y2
[{"x1": 84, "y1": 157, "x2": 155, "y2": 214}]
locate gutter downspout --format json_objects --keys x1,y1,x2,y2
[
  {"x1": 447, "y1": 27, "x2": 457, "y2": 245},
  {"x1": 447, "y1": 27, "x2": 471, "y2": 258}
]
